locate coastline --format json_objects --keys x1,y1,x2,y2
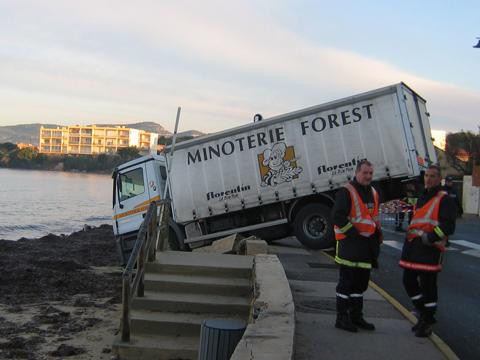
[
  {"x1": 0, "y1": 166, "x2": 113, "y2": 176},
  {"x1": 0, "y1": 225, "x2": 123, "y2": 359}
]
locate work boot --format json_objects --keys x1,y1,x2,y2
[
  {"x1": 351, "y1": 316, "x2": 375, "y2": 331},
  {"x1": 412, "y1": 314, "x2": 436, "y2": 332},
  {"x1": 410, "y1": 295, "x2": 425, "y2": 332},
  {"x1": 335, "y1": 314, "x2": 358, "y2": 332},
  {"x1": 411, "y1": 318, "x2": 422, "y2": 332},
  {"x1": 349, "y1": 296, "x2": 375, "y2": 331},
  {"x1": 335, "y1": 295, "x2": 357, "y2": 332},
  {"x1": 415, "y1": 320, "x2": 432, "y2": 337}
]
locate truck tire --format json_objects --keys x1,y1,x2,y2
[{"x1": 293, "y1": 203, "x2": 334, "y2": 249}]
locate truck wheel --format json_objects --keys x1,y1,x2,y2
[{"x1": 293, "y1": 203, "x2": 334, "y2": 249}]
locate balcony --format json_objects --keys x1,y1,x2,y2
[
  {"x1": 68, "y1": 146, "x2": 79, "y2": 153},
  {"x1": 69, "y1": 129, "x2": 80, "y2": 134},
  {"x1": 80, "y1": 146, "x2": 91, "y2": 154}
]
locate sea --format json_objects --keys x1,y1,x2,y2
[{"x1": 0, "y1": 168, "x2": 113, "y2": 240}]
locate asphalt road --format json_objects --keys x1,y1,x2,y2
[{"x1": 369, "y1": 215, "x2": 480, "y2": 360}]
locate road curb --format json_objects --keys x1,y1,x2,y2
[
  {"x1": 231, "y1": 254, "x2": 295, "y2": 360},
  {"x1": 320, "y1": 251, "x2": 459, "y2": 360}
]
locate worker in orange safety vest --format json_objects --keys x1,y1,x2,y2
[
  {"x1": 333, "y1": 159, "x2": 383, "y2": 332},
  {"x1": 399, "y1": 165, "x2": 456, "y2": 337}
]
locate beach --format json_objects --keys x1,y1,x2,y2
[{"x1": 0, "y1": 225, "x2": 122, "y2": 359}]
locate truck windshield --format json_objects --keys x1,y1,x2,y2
[{"x1": 119, "y1": 168, "x2": 145, "y2": 201}]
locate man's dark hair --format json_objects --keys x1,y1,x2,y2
[
  {"x1": 356, "y1": 159, "x2": 372, "y2": 172},
  {"x1": 427, "y1": 164, "x2": 442, "y2": 177}
]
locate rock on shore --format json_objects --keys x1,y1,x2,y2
[{"x1": 0, "y1": 224, "x2": 122, "y2": 359}]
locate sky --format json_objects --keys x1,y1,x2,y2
[{"x1": 0, "y1": 0, "x2": 479, "y2": 134}]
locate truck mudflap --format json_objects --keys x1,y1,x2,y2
[{"x1": 116, "y1": 231, "x2": 138, "y2": 266}]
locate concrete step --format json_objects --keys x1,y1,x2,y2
[
  {"x1": 130, "y1": 309, "x2": 247, "y2": 336},
  {"x1": 113, "y1": 333, "x2": 198, "y2": 360},
  {"x1": 132, "y1": 291, "x2": 251, "y2": 315},
  {"x1": 144, "y1": 272, "x2": 252, "y2": 296},
  {"x1": 147, "y1": 251, "x2": 253, "y2": 277}
]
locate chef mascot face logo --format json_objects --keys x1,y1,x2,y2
[{"x1": 258, "y1": 142, "x2": 303, "y2": 187}]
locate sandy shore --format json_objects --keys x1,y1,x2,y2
[{"x1": 0, "y1": 225, "x2": 122, "y2": 359}]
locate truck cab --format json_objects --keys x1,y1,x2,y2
[{"x1": 112, "y1": 154, "x2": 167, "y2": 262}]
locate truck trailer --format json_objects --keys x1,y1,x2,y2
[{"x1": 112, "y1": 82, "x2": 437, "y2": 262}]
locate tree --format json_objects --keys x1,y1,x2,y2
[
  {"x1": 445, "y1": 131, "x2": 480, "y2": 175},
  {"x1": 158, "y1": 136, "x2": 194, "y2": 146},
  {"x1": 0, "y1": 142, "x2": 17, "y2": 153},
  {"x1": 117, "y1": 146, "x2": 141, "y2": 161},
  {"x1": 17, "y1": 147, "x2": 37, "y2": 161}
]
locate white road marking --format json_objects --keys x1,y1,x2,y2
[
  {"x1": 382, "y1": 240, "x2": 459, "y2": 252},
  {"x1": 449, "y1": 240, "x2": 480, "y2": 251},
  {"x1": 383, "y1": 240, "x2": 403, "y2": 251},
  {"x1": 461, "y1": 250, "x2": 480, "y2": 259}
]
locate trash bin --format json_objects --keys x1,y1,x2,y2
[{"x1": 198, "y1": 319, "x2": 246, "y2": 360}]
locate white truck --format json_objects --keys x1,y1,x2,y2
[{"x1": 112, "y1": 83, "x2": 437, "y2": 261}]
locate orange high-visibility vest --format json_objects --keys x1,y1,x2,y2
[
  {"x1": 404, "y1": 191, "x2": 448, "y2": 252},
  {"x1": 334, "y1": 183, "x2": 379, "y2": 241}
]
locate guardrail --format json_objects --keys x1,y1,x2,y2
[{"x1": 121, "y1": 199, "x2": 170, "y2": 342}]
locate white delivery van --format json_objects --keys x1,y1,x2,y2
[{"x1": 112, "y1": 83, "x2": 437, "y2": 262}]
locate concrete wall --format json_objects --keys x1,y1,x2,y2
[{"x1": 462, "y1": 176, "x2": 480, "y2": 215}]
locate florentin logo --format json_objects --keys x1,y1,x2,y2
[
  {"x1": 206, "y1": 184, "x2": 252, "y2": 201},
  {"x1": 317, "y1": 157, "x2": 366, "y2": 176}
]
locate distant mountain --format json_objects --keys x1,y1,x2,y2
[
  {"x1": 0, "y1": 123, "x2": 58, "y2": 145},
  {"x1": 0, "y1": 122, "x2": 205, "y2": 146},
  {"x1": 178, "y1": 130, "x2": 205, "y2": 138}
]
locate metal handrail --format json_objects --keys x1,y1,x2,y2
[{"x1": 121, "y1": 199, "x2": 171, "y2": 342}]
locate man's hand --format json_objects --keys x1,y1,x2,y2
[{"x1": 420, "y1": 232, "x2": 432, "y2": 246}]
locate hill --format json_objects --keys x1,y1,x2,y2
[
  {"x1": 0, "y1": 122, "x2": 205, "y2": 146},
  {"x1": 0, "y1": 123, "x2": 58, "y2": 145}
]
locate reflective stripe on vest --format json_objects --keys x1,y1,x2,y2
[
  {"x1": 334, "y1": 183, "x2": 379, "y2": 241},
  {"x1": 407, "y1": 191, "x2": 447, "y2": 242},
  {"x1": 334, "y1": 241, "x2": 372, "y2": 269}
]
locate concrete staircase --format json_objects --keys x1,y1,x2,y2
[{"x1": 113, "y1": 251, "x2": 254, "y2": 360}]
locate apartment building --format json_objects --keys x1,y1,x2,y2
[{"x1": 39, "y1": 125, "x2": 158, "y2": 155}]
